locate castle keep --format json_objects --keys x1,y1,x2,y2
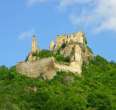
[{"x1": 50, "y1": 32, "x2": 92, "y2": 74}]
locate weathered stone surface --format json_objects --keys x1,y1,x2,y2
[
  {"x1": 55, "y1": 63, "x2": 82, "y2": 75},
  {"x1": 16, "y1": 58, "x2": 56, "y2": 80},
  {"x1": 50, "y1": 32, "x2": 93, "y2": 76},
  {"x1": 60, "y1": 44, "x2": 74, "y2": 57},
  {"x1": 53, "y1": 32, "x2": 84, "y2": 49}
]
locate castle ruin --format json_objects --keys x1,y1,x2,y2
[
  {"x1": 49, "y1": 32, "x2": 92, "y2": 74},
  {"x1": 27, "y1": 35, "x2": 39, "y2": 62},
  {"x1": 16, "y1": 32, "x2": 93, "y2": 80},
  {"x1": 50, "y1": 32, "x2": 85, "y2": 51}
]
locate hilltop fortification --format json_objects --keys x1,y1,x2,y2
[
  {"x1": 50, "y1": 32, "x2": 93, "y2": 74},
  {"x1": 16, "y1": 32, "x2": 93, "y2": 80}
]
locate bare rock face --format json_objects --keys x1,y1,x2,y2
[{"x1": 16, "y1": 58, "x2": 56, "y2": 80}]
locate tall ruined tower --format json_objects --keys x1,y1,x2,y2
[{"x1": 32, "y1": 35, "x2": 38, "y2": 53}]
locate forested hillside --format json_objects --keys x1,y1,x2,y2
[{"x1": 0, "y1": 56, "x2": 115, "y2": 110}]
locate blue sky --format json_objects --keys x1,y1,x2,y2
[{"x1": 0, "y1": 0, "x2": 116, "y2": 67}]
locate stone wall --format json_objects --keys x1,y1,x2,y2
[
  {"x1": 50, "y1": 32, "x2": 85, "y2": 51},
  {"x1": 55, "y1": 62, "x2": 82, "y2": 75},
  {"x1": 16, "y1": 58, "x2": 56, "y2": 80},
  {"x1": 49, "y1": 32, "x2": 93, "y2": 77}
]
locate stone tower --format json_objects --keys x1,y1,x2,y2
[{"x1": 32, "y1": 35, "x2": 38, "y2": 53}]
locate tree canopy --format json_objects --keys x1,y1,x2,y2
[{"x1": 0, "y1": 56, "x2": 115, "y2": 110}]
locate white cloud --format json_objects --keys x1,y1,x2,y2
[
  {"x1": 19, "y1": 29, "x2": 35, "y2": 40},
  {"x1": 26, "y1": 0, "x2": 116, "y2": 32},
  {"x1": 65, "y1": 0, "x2": 116, "y2": 32},
  {"x1": 94, "y1": 0, "x2": 116, "y2": 32}
]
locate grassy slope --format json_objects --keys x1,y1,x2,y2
[{"x1": 0, "y1": 56, "x2": 116, "y2": 110}]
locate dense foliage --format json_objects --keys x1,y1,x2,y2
[
  {"x1": 0, "y1": 56, "x2": 116, "y2": 110},
  {"x1": 37, "y1": 50, "x2": 53, "y2": 58},
  {"x1": 32, "y1": 50, "x2": 70, "y2": 63}
]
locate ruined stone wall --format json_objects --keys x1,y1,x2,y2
[
  {"x1": 55, "y1": 35, "x2": 66, "y2": 49},
  {"x1": 50, "y1": 32, "x2": 85, "y2": 51},
  {"x1": 49, "y1": 32, "x2": 93, "y2": 76},
  {"x1": 16, "y1": 58, "x2": 56, "y2": 80}
]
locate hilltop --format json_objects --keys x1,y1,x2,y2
[
  {"x1": 16, "y1": 32, "x2": 93, "y2": 80},
  {"x1": 0, "y1": 56, "x2": 115, "y2": 110},
  {"x1": 0, "y1": 32, "x2": 115, "y2": 110}
]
